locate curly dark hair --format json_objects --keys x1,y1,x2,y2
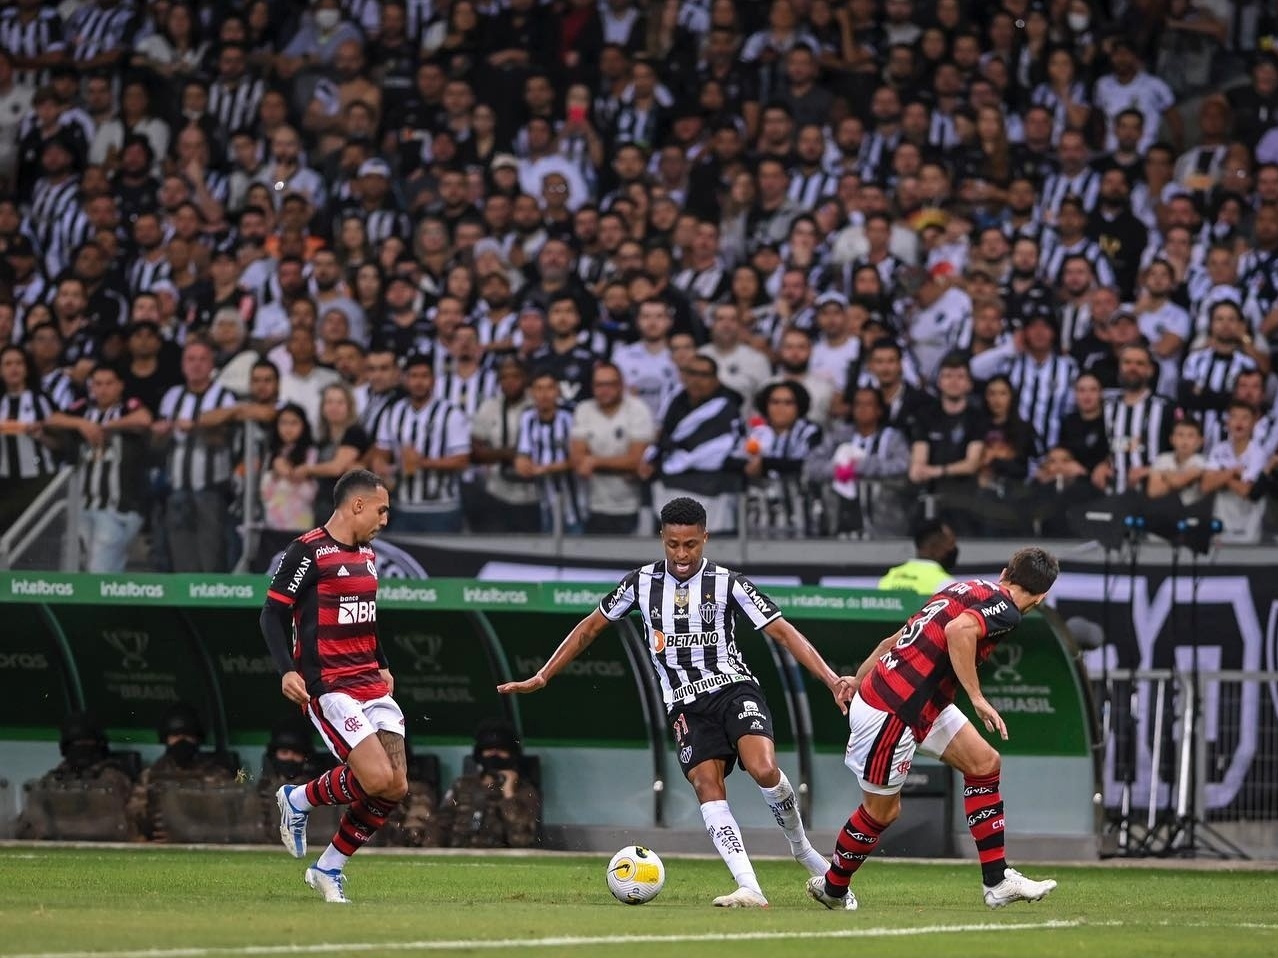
[
  {"x1": 659, "y1": 496, "x2": 707, "y2": 529},
  {"x1": 1005, "y1": 547, "x2": 1059, "y2": 596}
]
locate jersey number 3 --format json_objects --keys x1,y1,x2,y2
[{"x1": 882, "y1": 598, "x2": 950, "y2": 669}]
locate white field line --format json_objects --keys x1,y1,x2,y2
[{"x1": 3, "y1": 920, "x2": 1086, "y2": 958}]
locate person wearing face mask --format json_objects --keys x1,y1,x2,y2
[
  {"x1": 432, "y1": 720, "x2": 541, "y2": 848},
  {"x1": 878, "y1": 519, "x2": 959, "y2": 597},
  {"x1": 127, "y1": 703, "x2": 236, "y2": 842},
  {"x1": 16, "y1": 712, "x2": 137, "y2": 840},
  {"x1": 275, "y1": 0, "x2": 363, "y2": 84}
]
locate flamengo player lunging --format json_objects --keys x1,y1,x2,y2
[
  {"x1": 260, "y1": 468, "x2": 404, "y2": 904},
  {"x1": 500, "y1": 497, "x2": 857, "y2": 908},
  {"x1": 807, "y1": 546, "x2": 1061, "y2": 912}
]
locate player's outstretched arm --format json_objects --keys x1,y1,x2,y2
[
  {"x1": 497, "y1": 608, "x2": 611, "y2": 695},
  {"x1": 946, "y1": 616, "x2": 1007, "y2": 740},
  {"x1": 763, "y1": 618, "x2": 858, "y2": 715}
]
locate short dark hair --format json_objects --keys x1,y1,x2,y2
[
  {"x1": 1005, "y1": 547, "x2": 1059, "y2": 597},
  {"x1": 333, "y1": 469, "x2": 386, "y2": 508},
  {"x1": 1173, "y1": 415, "x2": 1203, "y2": 434},
  {"x1": 660, "y1": 496, "x2": 707, "y2": 529},
  {"x1": 913, "y1": 519, "x2": 952, "y2": 553}
]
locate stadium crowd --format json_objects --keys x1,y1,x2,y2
[{"x1": 3, "y1": 0, "x2": 1278, "y2": 571}]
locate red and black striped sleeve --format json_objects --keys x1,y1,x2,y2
[{"x1": 260, "y1": 539, "x2": 317, "y2": 675}]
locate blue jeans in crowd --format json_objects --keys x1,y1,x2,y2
[{"x1": 80, "y1": 508, "x2": 144, "y2": 573}]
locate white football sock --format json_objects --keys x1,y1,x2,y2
[
  {"x1": 287, "y1": 785, "x2": 313, "y2": 813},
  {"x1": 701, "y1": 800, "x2": 762, "y2": 894},
  {"x1": 316, "y1": 844, "x2": 350, "y2": 873},
  {"x1": 761, "y1": 773, "x2": 828, "y2": 875}
]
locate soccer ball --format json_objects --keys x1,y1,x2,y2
[{"x1": 606, "y1": 845, "x2": 666, "y2": 904}]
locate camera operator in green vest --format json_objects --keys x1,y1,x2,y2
[{"x1": 879, "y1": 520, "x2": 959, "y2": 598}]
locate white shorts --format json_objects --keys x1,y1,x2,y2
[
  {"x1": 308, "y1": 692, "x2": 405, "y2": 761},
  {"x1": 843, "y1": 695, "x2": 969, "y2": 795}
]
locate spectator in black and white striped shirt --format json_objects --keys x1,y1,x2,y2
[
  {"x1": 46, "y1": 363, "x2": 152, "y2": 571},
  {"x1": 208, "y1": 43, "x2": 264, "y2": 140},
  {"x1": 1097, "y1": 344, "x2": 1174, "y2": 495},
  {"x1": 0, "y1": 4, "x2": 65, "y2": 91},
  {"x1": 1179, "y1": 302, "x2": 1261, "y2": 452},
  {"x1": 371, "y1": 354, "x2": 471, "y2": 533},
  {"x1": 515, "y1": 371, "x2": 583, "y2": 534},
  {"x1": 1006, "y1": 313, "x2": 1077, "y2": 454},
  {"x1": 1, "y1": 344, "x2": 59, "y2": 530},
  {"x1": 152, "y1": 339, "x2": 240, "y2": 572}
]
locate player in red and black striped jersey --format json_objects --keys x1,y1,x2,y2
[
  {"x1": 260, "y1": 468, "x2": 405, "y2": 904},
  {"x1": 806, "y1": 547, "x2": 1062, "y2": 914}
]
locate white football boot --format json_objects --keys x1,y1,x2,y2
[
  {"x1": 305, "y1": 866, "x2": 350, "y2": 904},
  {"x1": 276, "y1": 784, "x2": 308, "y2": 859},
  {"x1": 806, "y1": 875, "x2": 859, "y2": 911},
  {"x1": 983, "y1": 867, "x2": 1057, "y2": 908},
  {"x1": 712, "y1": 886, "x2": 770, "y2": 908}
]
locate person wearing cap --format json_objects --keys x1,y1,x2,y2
[
  {"x1": 432, "y1": 720, "x2": 541, "y2": 849},
  {"x1": 345, "y1": 158, "x2": 411, "y2": 247},
  {"x1": 16, "y1": 711, "x2": 137, "y2": 841},
  {"x1": 127, "y1": 702, "x2": 236, "y2": 841}
]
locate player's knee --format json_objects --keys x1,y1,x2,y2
[
  {"x1": 688, "y1": 772, "x2": 725, "y2": 804},
  {"x1": 744, "y1": 759, "x2": 779, "y2": 787},
  {"x1": 384, "y1": 772, "x2": 409, "y2": 802},
  {"x1": 356, "y1": 763, "x2": 395, "y2": 798},
  {"x1": 969, "y1": 749, "x2": 1001, "y2": 779},
  {"x1": 864, "y1": 793, "x2": 902, "y2": 825}
]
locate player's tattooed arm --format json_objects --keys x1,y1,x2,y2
[{"x1": 377, "y1": 730, "x2": 407, "y2": 775}]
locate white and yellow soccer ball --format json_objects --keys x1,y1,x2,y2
[{"x1": 606, "y1": 845, "x2": 666, "y2": 904}]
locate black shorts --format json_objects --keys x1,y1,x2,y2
[{"x1": 668, "y1": 683, "x2": 774, "y2": 778}]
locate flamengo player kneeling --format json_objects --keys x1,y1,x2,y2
[
  {"x1": 808, "y1": 547, "x2": 1061, "y2": 912},
  {"x1": 259, "y1": 469, "x2": 404, "y2": 904}
]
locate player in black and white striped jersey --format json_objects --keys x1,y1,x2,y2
[
  {"x1": 499, "y1": 496, "x2": 856, "y2": 909},
  {"x1": 1179, "y1": 302, "x2": 1260, "y2": 453},
  {"x1": 1098, "y1": 344, "x2": 1173, "y2": 495},
  {"x1": 46, "y1": 364, "x2": 152, "y2": 572},
  {"x1": 0, "y1": 344, "x2": 60, "y2": 531},
  {"x1": 514, "y1": 371, "x2": 583, "y2": 533},
  {"x1": 153, "y1": 340, "x2": 240, "y2": 572}
]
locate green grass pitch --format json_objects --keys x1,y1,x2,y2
[{"x1": 0, "y1": 846, "x2": 1274, "y2": 958}]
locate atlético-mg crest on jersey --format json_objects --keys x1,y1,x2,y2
[
  {"x1": 679, "y1": 745, "x2": 693, "y2": 765},
  {"x1": 699, "y1": 601, "x2": 716, "y2": 622}
]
